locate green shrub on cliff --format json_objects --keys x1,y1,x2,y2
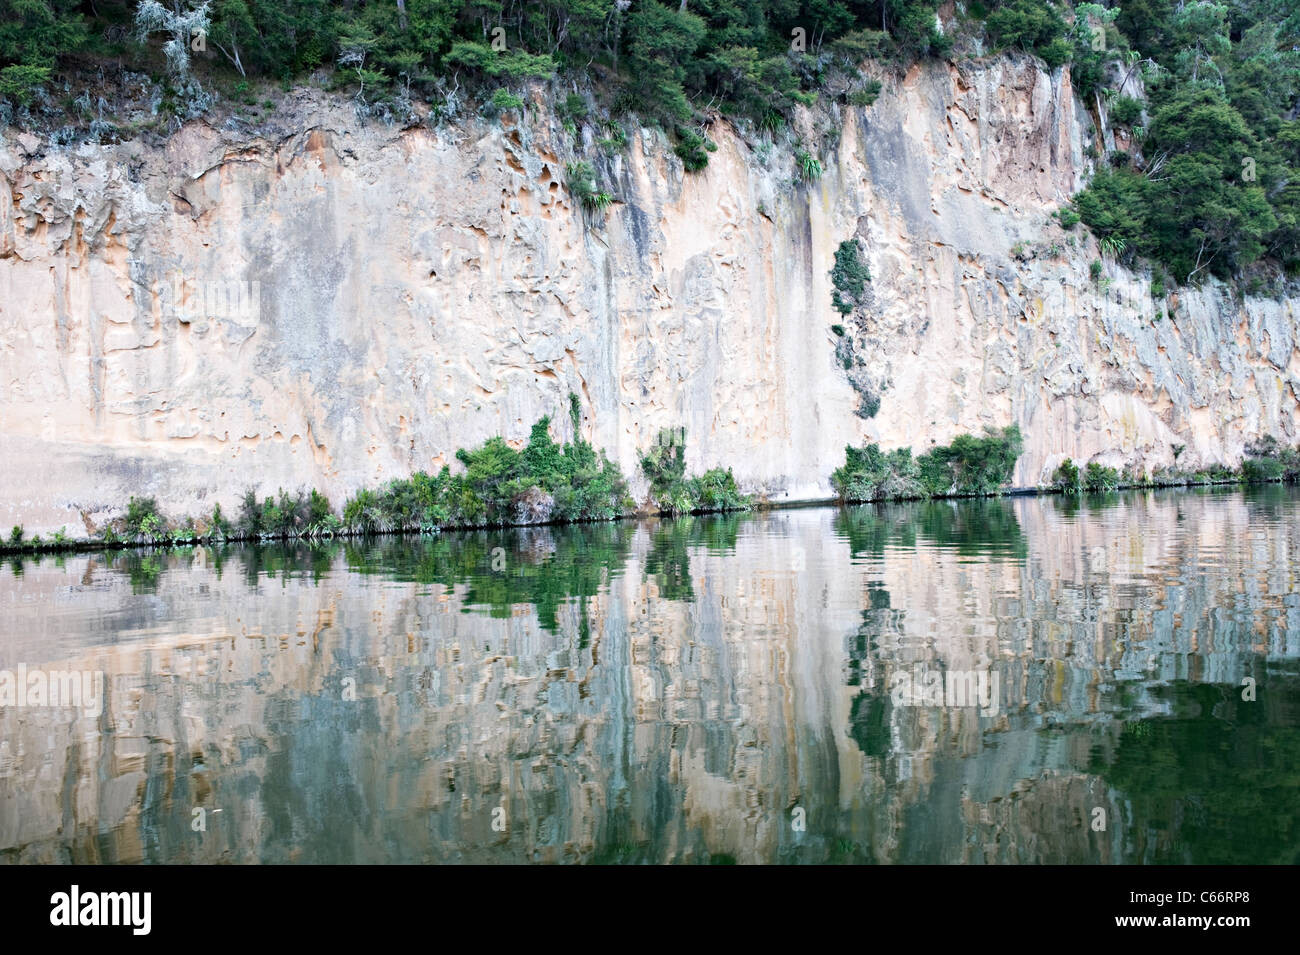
[
  {"x1": 565, "y1": 161, "x2": 613, "y2": 212},
  {"x1": 795, "y1": 148, "x2": 823, "y2": 182},
  {"x1": 834, "y1": 426, "x2": 1024, "y2": 502},
  {"x1": 1053, "y1": 457, "x2": 1082, "y2": 492},
  {"x1": 1109, "y1": 94, "x2": 1143, "y2": 126},
  {"x1": 640, "y1": 427, "x2": 751, "y2": 515},
  {"x1": 341, "y1": 410, "x2": 632, "y2": 534},
  {"x1": 848, "y1": 80, "x2": 883, "y2": 107},
  {"x1": 831, "y1": 444, "x2": 925, "y2": 501},
  {"x1": 1241, "y1": 436, "x2": 1300, "y2": 483},
  {"x1": 985, "y1": 0, "x2": 1072, "y2": 67},
  {"x1": 1083, "y1": 461, "x2": 1120, "y2": 491},
  {"x1": 0, "y1": 0, "x2": 86, "y2": 104},
  {"x1": 1072, "y1": 8, "x2": 1300, "y2": 283},
  {"x1": 674, "y1": 127, "x2": 717, "y2": 172},
  {"x1": 830, "y1": 239, "x2": 870, "y2": 315}
]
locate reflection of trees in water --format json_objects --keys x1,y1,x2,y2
[
  {"x1": 8, "y1": 491, "x2": 1300, "y2": 864},
  {"x1": 914, "y1": 498, "x2": 1027, "y2": 559},
  {"x1": 1086, "y1": 675, "x2": 1300, "y2": 864},
  {"x1": 642, "y1": 512, "x2": 744, "y2": 603},
  {"x1": 848, "y1": 692, "x2": 892, "y2": 758},
  {"x1": 237, "y1": 542, "x2": 335, "y2": 584},
  {"x1": 838, "y1": 495, "x2": 1027, "y2": 768},
  {"x1": 835, "y1": 496, "x2": 1026, "y2": 560},
  {"x1": 107, "y1": 550, "x2": 168, "y2": 594},
  {"x1": 1241, "y1": 481, "x2": 1294, "y2": 522},
  {"x1": 344, "y1": 522, "x2": 636, "y2": 633}
]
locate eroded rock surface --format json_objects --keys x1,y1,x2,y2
[{"x1": 2, "y1": 58, "x2": 1297, "y2": 535}]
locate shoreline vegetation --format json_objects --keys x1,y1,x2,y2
[
  {"x1": 4, "y1": 410, "x2": 1299, "y2": 558},
  {"x1": 831, "y1": 426, "x2": 1300, "y2": 503},
  {"x1": 0, "y1": 398, "x2": 747, "y2": 557}
]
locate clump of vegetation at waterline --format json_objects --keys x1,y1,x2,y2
[
  {"x1": 829, "y1": 428, "x2": 1300, "y2": 508},
  {"x1": 640, "y1": 427, "x2": 752, "y2": 515},
  {"x1": 1052, "y1": 435, "x2": 1300, "y2": 493},
  {"x1": 832, "y1": 426, "x2": 1024, "y2": 502},
  {"x1": 344, "y1": 408, "x2": 633, "y2": 533},
  {"x1": 0, "y1": 401, "x2": 756, "y2": 554},
  {"x1": 1052, "y1": 458, "x2": 1120, "y2": 493},
  {"x1": 1238, "y1": 435, "x2": 1300, "y2": 483}
]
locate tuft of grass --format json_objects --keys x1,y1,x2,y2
[
  {"x1": 795, "y1": 147, "x2": 823, "y2": 182},
  {"x1": 565, "y1": 160, "x2": 614, "y2": 212}
]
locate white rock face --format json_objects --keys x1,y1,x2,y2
[{"x1": 2, "y1": 57, "x2": 1298, "y2": 536}]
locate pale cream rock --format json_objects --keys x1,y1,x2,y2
[{"x1": 1, "y1": 57, "x2": 1297, "y2": 536}]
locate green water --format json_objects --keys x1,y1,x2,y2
[{"x1": 1, "y1": 486, "x2": 1297, "y2": 864}]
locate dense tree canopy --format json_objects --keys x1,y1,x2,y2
[
  {"x1": 1, "y1": 2, "x2": 1298, "y2": 283},
  {"x1": 1071, "y1": 1, "x2": 1300, "y2": 282}
]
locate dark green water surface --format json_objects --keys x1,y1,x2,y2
[{"x1": 1, "y1": 485, "x2": 1297, "y2": 863}]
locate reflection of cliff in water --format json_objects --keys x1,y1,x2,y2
[{"x1": 0, "y1": 488, "x2": 1297, "y2": 864}]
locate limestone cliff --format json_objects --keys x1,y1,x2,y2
[{"x1": 2, "y1": 55, "x2": 1298, "y2": 536}]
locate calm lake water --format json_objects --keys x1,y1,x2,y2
[{"x1": 2, "y1": 486, "x2": 1298, "y2": 864}]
